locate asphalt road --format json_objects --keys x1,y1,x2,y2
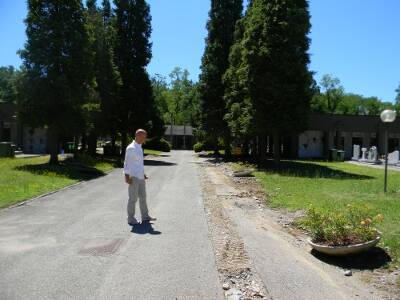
[{"x1": 0, "y1": 151, "x2": 222, "y2": 300}]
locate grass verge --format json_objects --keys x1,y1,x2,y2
[
  {"x1": 249, "y1": 160, "x2": 400, "y2": 264},
  {"x1": 0, "y1": 155, "x2": 120, "y2": 209}
]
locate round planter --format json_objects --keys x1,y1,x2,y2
[
  {"x1": 308, "y1": 235, "x2": 381, "y2": 256},
  {"x1": 233, "y1": 168, "x2": 255, "y2": 177}
]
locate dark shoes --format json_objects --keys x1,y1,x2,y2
[
  {"x1": 142, "y1": 216, "x2": 157, "y2": 222},
  {"x1": 128, "y1": 217, "x2": 139, "y2": 226}
]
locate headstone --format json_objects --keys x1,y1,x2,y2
[
  {"x1": 360, "y1": 148, "x2": 368, "y2": 162},
  {"x1": 369, "y1": 146, "x2": 381, "y2": 164},
  {"x1": 388, "y1": 150, "x2": 399, "y2": 165},
  {"x1": 367, "y1": 147, "x2": 374, "y2": 162},
  {"x1": 352, "y1": 145, "x2": 360, "y2": 161}
]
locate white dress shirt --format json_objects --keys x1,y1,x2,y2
[{"x1": 123, "y1": 141, "x2": 145, "y2": 179}]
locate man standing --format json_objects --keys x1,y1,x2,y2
[{"x1": 123, "y1": 129, "x2": 156, "y2": 226}]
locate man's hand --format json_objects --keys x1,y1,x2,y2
[
  {"x1": 144, "y1": 175, "x2": 149, "y2": 180},
  {"x1": 125, "y1": 174, "x2": 133, "y2": 185}
]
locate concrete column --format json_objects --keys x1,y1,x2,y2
[
  {"x1": 363, "y1": 133, "x2": 370, "y2": 148},
  {"x1": 344, "y1": 132, "x2": 352, "y2": 159},
  {"x1": 328, "y1": 131, "x2": 335, "y2": 149}
]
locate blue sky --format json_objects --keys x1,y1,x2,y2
[{"x1": 0, "y1": 0, "x2": 399, "y2": 102}]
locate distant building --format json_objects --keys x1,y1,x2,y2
[
  {"x1": 0, "y1": 102, "x2": 48, "y2": 154},
  {"x1": 164, "y1": 125, "x2": 194, "y2": 149},
  {"x1": 292, "y1": 114, "x2": 400, "y2": 159}
]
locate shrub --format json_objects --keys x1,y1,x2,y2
[
  {"x1": 75, "y1": 153, "x2": 97, "y2": 166},
  {"x1": 193, "y1": 142, "x2": 204, "y2": 153},
  {"x1": 301, "y1": 204, "x2": 383, "y2": 246},
  {"x1": 144, "y1": 138, "x2": 171, "y2": 152},
  {"x1": 193, "y1": 139, "x2": 225, "y2": 152}
]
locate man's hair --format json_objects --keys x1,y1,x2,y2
[{"x1": 135, "y1": 129, "x2": 147, "y2": 136}]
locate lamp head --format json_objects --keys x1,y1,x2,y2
[{"x1": 380, "y1": 110, "x2": 396, "y2": 123}]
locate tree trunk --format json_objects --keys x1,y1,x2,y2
[
  {"x1": 243, "y1": 139, "x2": 249, "y2": 158},
  {"x1": 111, "y1": 134, "x2": 117, "y2": 156},
  {"x1": 88, "y1": 132, "x2": 97, "y2": 157},
  {"x1": 81, "y1": 134, "x2": 87, "y2": 153},
  {"x1": 48, "y1": 127, "x2": 59, "y2": 165},
  {"x1": 223, "y1": 130, "x2": 231, "y2": 159},
  {"x1": 213, "y1": 135, "x2": 220, "y2": 156},
  {"x1": 259, "y1": 136, "x2": 266, "y2": 161},
  {"x1": 121, "y1": 130, "x2": 128, "y2": 158},
  {"x1": 273, "y1": 132, "x2": 281, "y2": 165},
  {"x1": 73, "y1": 135, "x2": 79, "y2": 157}
]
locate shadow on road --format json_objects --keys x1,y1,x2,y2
[
  {"x1": 311, "y1": 246, "x2": 391, "y2": 270},
  {"x1": 259, "y1": 160, "x2": 374, "y2": 180},
  {"x1": 15, "y1": 162, "x2": 105, "y2": 181},
  {"x1": 144, "y1": 160, "x2": 176, "y2": 166},
  {"x1": 130, "y1": 221, "x2": 162, "y2": 235}
]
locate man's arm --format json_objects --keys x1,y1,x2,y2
[
  {"x1": 123, "y1": 148, "x2": 133, "y2": 184},
  {"x1": 125, "y1": 173, "x2": 133, "y2": 184}
]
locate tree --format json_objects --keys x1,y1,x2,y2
[
  {"x1": 83, "y1": 0, "x2": 122, "y2": 156},
  {"x1": 239, "y1": 0, "x2": 313, "y2": 163},
  {"x1": 19, "y1": 0, "x2": 93, "y2": 164},
  {"x1": 151, "y1": 68, "x2": 201, "y2": 128},
  {"x1": 114, "y1": 0, "x2": 162, "y2": 154},
  {"x1": 395, "y1": 83, "x2": 400, "y2": 111},
  {"x1": 224, "y1": 16, "x2": 255, "y2": 153},
  {"x1": 319, "y1": 74, "x2": 344, "y2": 113},
  {"x1": 0, "y1": 66, "x2": 20, "y2": 103},
  {"x1": 199, "y1": 0, "x2": 243, "y2": 156}
]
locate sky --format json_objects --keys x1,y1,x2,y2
[{"x1": 0, "y1": 0, "x2": 399, "y2": 102}]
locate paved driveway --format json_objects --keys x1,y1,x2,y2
[{"x1": 0, "y1": 151, "x2": 222, "y2": 300}]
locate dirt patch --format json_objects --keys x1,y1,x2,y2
[
  {"x1": 199, "y1": 165, "x2": 270, "y2": 299},
  {"x1": 211, "y1": 160, "x2": 400, "y2": 299}
]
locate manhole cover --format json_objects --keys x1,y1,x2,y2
[{"x1": 78, "y1": 238, "x2": 124, "y2": 256}]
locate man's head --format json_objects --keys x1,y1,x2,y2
[{"x1": 135, "y1": 129, "x2": 147, "y2": 145}]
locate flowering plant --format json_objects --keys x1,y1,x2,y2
[{"x1": 301, "y1": 204, "x2": 383, "y2": 246}]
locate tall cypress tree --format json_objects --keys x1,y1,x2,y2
[
  {"x1": 19, "y1": 0, "x2": 92, "y2": 164},
  {"x1": 224, "y1": 10, "x2": 254, "y2": 154},
  {"x1": 199, "y1": 0, "x2": 243, "y2": 156},
  {"x1": 98, "y1": 0, "x2": 121, "y2": 154},
  {"x1": 114, "y1": 0, "x2": 161, "y2": 155},
  {"x1": 240, "y1": 0, "x2": 313, "y2": 162},
  {"x1": 84, "y1": 0, "x2": 121, "y2": 156}
]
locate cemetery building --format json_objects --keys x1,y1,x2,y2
[
  {"x1": 164, "y1": 125, "x2": 194, "y2": 149},
  {"x1": 0, "y1": 102, "x2": 48, "y2": 154},
  {"x1": 292, "y1": 114, "x2": 400, "y2": 159}
]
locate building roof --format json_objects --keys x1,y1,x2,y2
[{"x1": 164, "y1": 125, "x2": 194, "y2": 136}]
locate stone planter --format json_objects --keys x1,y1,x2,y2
[
  {"x1": 308, "y1": 235, "x2": 381, "y2": 256},
  {"x1": 232, "y1": 168, "x2": 255, "y2": 177}
]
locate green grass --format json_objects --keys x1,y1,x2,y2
[
  {"x1": 206, "y1": 150, "x2": 226, "y2": 155},
  {"x1": 144, "y1": 149, "x2": 163, "y2": 156},
  {"x1": 0, "y1": 155, "x2": 120, "y2": 209},
  {"x1": 251, "y1": 160, "x2": 400, "y2": 263}
]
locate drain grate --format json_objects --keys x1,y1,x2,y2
[{"x1": 78, "y1": 238, "x2": 124, "y2": 256}]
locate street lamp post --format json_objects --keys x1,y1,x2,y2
[{"x1": 380, "y1": 109, "x2": 397, "y2": 193}]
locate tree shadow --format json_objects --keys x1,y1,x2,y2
[
  {"x1": 144, "y1": 160, "x2": 176, "y2": 166},
  {"x1": 130, "y1": 221, "x2": 161, "y2": 235},
  {"x1": 311, "y1": 247, "x2": 392, "y2": 270},
  {"x1": 14, "y1": 162, "x2": 105, "y2": 181},
  {"x1": 258, "y1": 160, "x2": 374, "y2": 180}
]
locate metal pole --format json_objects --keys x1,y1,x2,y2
[{"x1": 384, "y1": 126, "x2": 388, "y2": 193}]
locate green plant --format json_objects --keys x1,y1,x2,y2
[
  {"x1": 193, "y1": 142, "x2": 204, "y2": 153},
  {"x1": 144, "y1": 138, "x2": 171, "y2": 152},
  {"x1": 301, "y1": 204, "x2": 383, "y2": 246}
]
